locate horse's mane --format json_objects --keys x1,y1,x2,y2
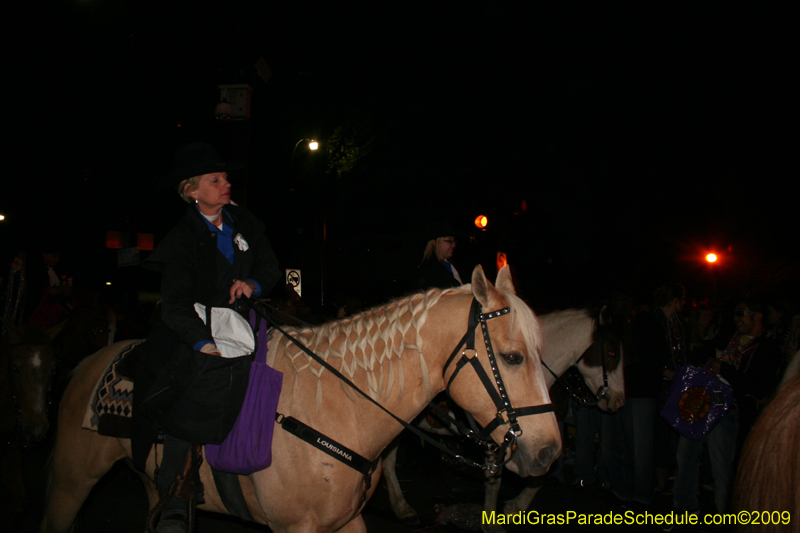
[
  {"x1": 733, "y1": 374, "x2": 800, "y2": 530},
  {"x1": 278, "y1": 286, "x2": 453, "y2": 409},
  {"x1": 537, "y1": 309, "x2": 593, "y2": 359},
  {"x1": 277, "y1": 282, "x2": 542, "y2": 411}
]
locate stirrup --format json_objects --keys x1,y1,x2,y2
[{"x1": 147, "y1": 447, "x2": 200, "y2": 533}]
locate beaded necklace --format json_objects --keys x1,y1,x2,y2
[
  {"x1": 719, "y1": 332, "x2": 761, "y2": 373},
  {"x1": 665, "y1": 311, "x2": 687, "y2": 369}
]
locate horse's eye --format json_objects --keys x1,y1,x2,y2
[{"x1": 502, "y1": 352, "x2": 524, "y2": 365}]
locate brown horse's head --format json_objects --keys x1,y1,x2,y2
[
  {"x1": 445, "y1": 266, "x2": 561, "y2": 477},
  {"x1": 1, "y1": 322, "x2": 56, "y2": 443}
]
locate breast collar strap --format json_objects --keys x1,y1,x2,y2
[{"x1": 441, "y1": 298, "x2": 554, "y2": 472}]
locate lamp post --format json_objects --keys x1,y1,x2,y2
[{"x1": 290, "y1": 139, "x2": 325, "y2": 307}]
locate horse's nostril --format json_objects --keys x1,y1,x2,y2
[{"x1": 536, "y1": 444, "x2": 558, "y2": 467}]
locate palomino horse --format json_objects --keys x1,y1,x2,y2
[
  {"x1": 383, "y1": 307, "x2": 627, "y2": 530},
  {"x1": 40, "y1": 266, "x2": 561, "y2": 533},
  {"x1": 1, "y1": 322, "x2": 56, "y2": 519},
  {"x1": 732, "y1": 372, "x2": 800, "y2": 531}
]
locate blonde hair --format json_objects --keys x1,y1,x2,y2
[
  {"x1": 422, "y1": 237, "x2": 450, "y2": 262},
  {"x1": 177, "y1": 175, "x2": 203, "y2": 203}
]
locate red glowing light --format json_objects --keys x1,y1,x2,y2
[{"x1": 706, "y1": 253, "x2": 717, "y2": 263}]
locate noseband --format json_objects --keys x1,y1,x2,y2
[{"x1": 441, "y1": 299, "x2": 555, "y2": 470}]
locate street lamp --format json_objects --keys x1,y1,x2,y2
[
  {"x1": 293, "y1": 138, "x2": 319, "y2": 157},
  {"x1": 290, "y1": 138, "x2": 325, "y2": 307}
]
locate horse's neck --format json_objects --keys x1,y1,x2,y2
[
  {"x1": 272, "y1": 289, "x2": 466, "y2": 457},
  {"x1": 540, "y1": 309, "x2": 594, "y2": 386}
]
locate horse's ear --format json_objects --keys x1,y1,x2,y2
[
  {"x1": 495, "y1": 265, "x2": 515, "y2": 295},
  {"x1": 471, "y1": 265, "x2": 494, "y2": 308},
  {"x1": 598, "y1": 305, "x2": 608, "y2": 326}
]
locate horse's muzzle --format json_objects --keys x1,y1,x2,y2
[
  {"x1": 21, "y1": 421, "x2": 50, "y2": 443},
  {"x1": 507, "y1": 438, "x2": 561, "y2": 478}
]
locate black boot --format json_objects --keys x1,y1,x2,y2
[{"x1": 154, "y1": 435, "x2": 191, "y2": 533}]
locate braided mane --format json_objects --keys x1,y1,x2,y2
[{"x1": 277, "y1": 287, "x2": 458, "y2": 410}]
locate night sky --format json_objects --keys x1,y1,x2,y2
[{"x1": 5, "y1": 2, "x2": 798, "y2": 311}]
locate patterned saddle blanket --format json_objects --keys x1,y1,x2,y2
[{"x1": 82, "y1": 341, "x2": 141, "y2": 437}]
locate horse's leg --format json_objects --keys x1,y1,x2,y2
[
  {"x1": 502, "y1": 475, "x2": 544, "y2": 514},
  {"x1": 481, "y1": 451, "x2": 505, "y2": 533},
  {"x1": 40, "y1": 370, "x2": 129, "y2": 533},
  {"x1": 382, "y1": 437, "x2": 420, "y2": 525},
  {"x1": 41, "y1": 429, "x2": 127, "y2": 533}
]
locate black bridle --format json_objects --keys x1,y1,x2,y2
[
  {"x1": 440, "y1": 298, "x2": 555, "y2": 470},
  {"x1": 541, "y1": 313, "x2": 621, "y2": 407}
]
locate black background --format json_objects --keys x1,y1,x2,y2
[{"x1": 5, "y1": 1, "x2": 798, "y2": 311}]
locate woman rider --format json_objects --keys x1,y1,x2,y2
[
  {"x1": 132, "y1": 142, "x2": 281, "y2": 533},
  {"x1": 415, "y1": 221, "x2": 462, "y2": 291}
]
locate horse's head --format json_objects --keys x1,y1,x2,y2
[
  {"x1": 576, "y1": 301, "x2": 631, "y2": 412},
  {"x1": 443, "y1": 265, "x2": 561, "y2": 477},
  {"x1": 1, "y1": 322, "x2": 56, "y2": 443}
]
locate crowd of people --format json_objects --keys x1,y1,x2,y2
[{"x1": 564, "y1": 282, "x2": 798, "y2": 528}]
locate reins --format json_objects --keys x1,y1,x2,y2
[
  {"x1": 246, "y1": 295, "x2": 553, "y2": 475},
  {"x1": 246, "y1": 298, "x2": 489, "y2": 473}
]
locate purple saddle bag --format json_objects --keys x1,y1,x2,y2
[
  {"x1": 205, "y1": 310, "x2": 283, "y2": 474},
  {"x1": 660, "y1": 362, "x2": 734, "y2": 441}
]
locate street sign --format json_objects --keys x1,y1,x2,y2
[
  {"x1": 117, "y1": 247, "x2": 140, "y2": 267},
  {"x1": 286, "y1": 269, "x2": 301, "y2": 297}
]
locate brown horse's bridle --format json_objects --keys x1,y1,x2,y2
[{"x1": 440, "y1": 298, "x2": 555, "y2": 473}]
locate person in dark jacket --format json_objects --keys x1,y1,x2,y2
[
  {"x1": 672, "y1": 297, "x2": 783, "y2": 514},
  {"x1": 133, "y1": 142, "x2": 281, "y2": 533},
  {"x1": 415, "y1": 222, "x2": 462, "y2": 291}
]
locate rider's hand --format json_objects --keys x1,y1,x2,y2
[
  {"x1": 229, "y1": 279, "x2": 255, "y2": 304},
  {"x1": 200, "y1": 343, "x2": 222, "y2": 357}
]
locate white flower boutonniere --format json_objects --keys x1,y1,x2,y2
[{"x1": 234, "y1": 233, "x2": 249, "y2": 252}]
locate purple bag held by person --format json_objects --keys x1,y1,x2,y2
[
  {"x1": 205, "y1": 310, "x2": 283, "y2": 474},
  {"x1": 660, "y1": 362, "x2": 734, "y2": 440}
]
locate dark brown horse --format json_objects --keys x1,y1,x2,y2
[
  {"x1": 1, "y1": 322, "x2": 56, "y2": 521},
  {"x1": 49, "y1": 305, "x2": 116, "y2": 370}
]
